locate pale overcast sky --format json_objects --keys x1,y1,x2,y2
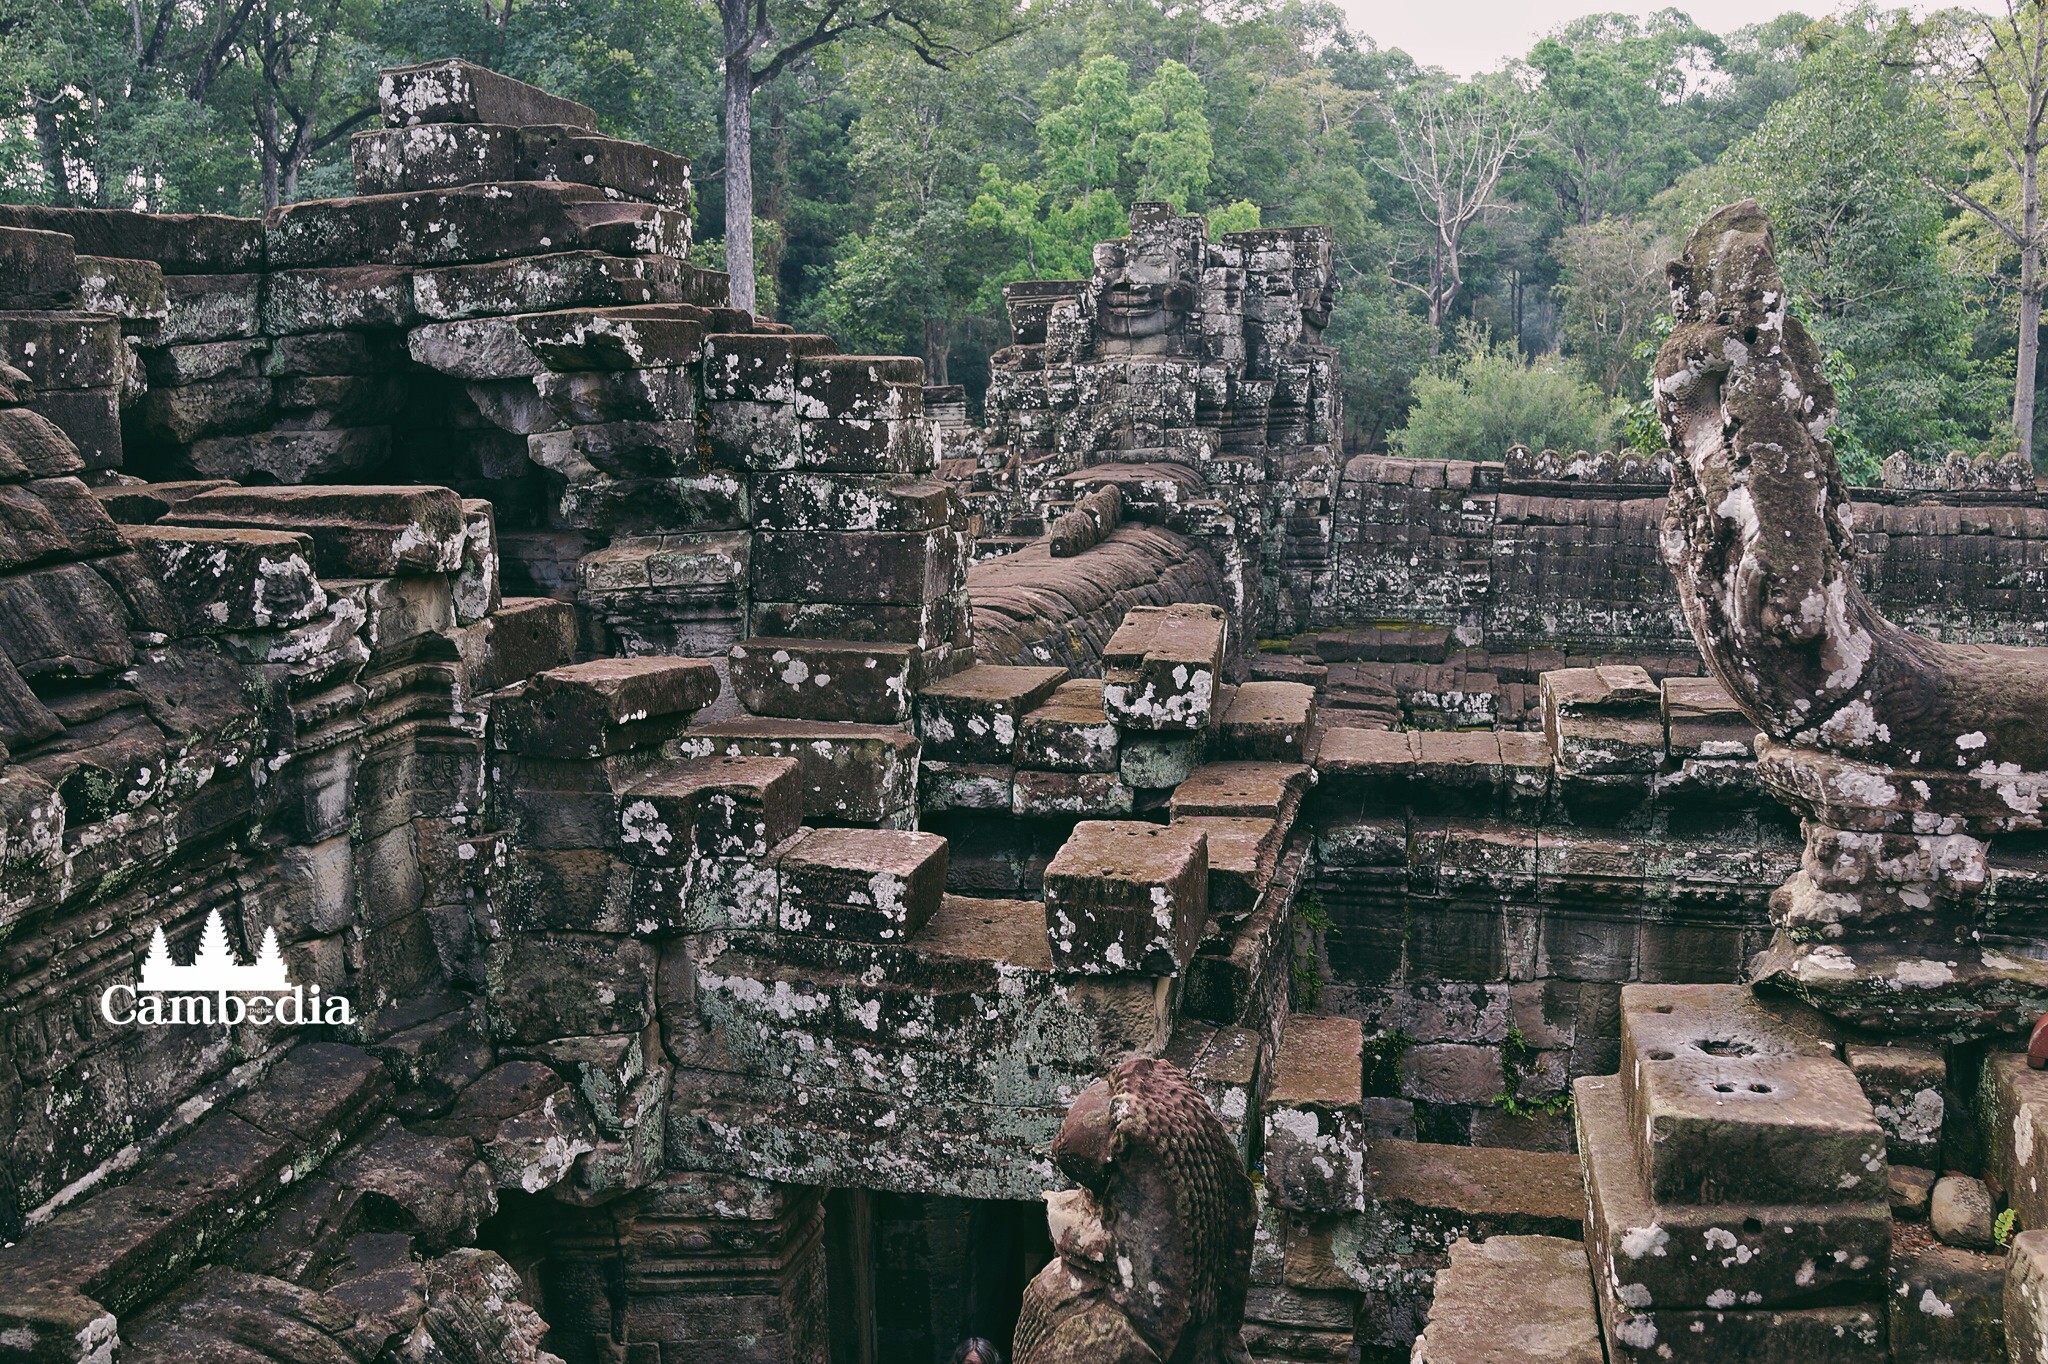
[{"x1": 1336, "y1": 1, "x2": 2004, "y2": 76}]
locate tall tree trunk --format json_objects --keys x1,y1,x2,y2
[
  {"x1": 2021, "y1": 147, "x2": 2042, "y2": 465},
  {"x1": 257, "y1": 89, "x2": 282, "y2": 212},
  {"x1": 721, "y1": 0, "x2": 758, "y2": 316},
  {"x1": 32, "y1": 101, "x2": 71, "y2": 205}
]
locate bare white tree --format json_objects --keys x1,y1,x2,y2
[
  {"x1": 1373, "y1": 76, "x2": 1543, "y2": 350},
  {"x1": 1924, "y1": 0, "x2": 2048, "y2": 462}
]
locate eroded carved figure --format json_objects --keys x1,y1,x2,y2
[
  {"x1": 1012, "y1": 1057, "x2": 1255, "y2": 1364},
  {"x1": 1656, "y1": 200, "x2": 2048, "y2": 1033}
]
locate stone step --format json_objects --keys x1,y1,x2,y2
[
  {"x1": 1351, "y1": 1138, "x2": 1585, "y2": 1356},
  {"x1": 1167, "y1": 760, "x2": 1310, "y2": 822},
  {"x1": 913, "y1": 662, "x2": 1067, "y2": 763},
  {"x1": 1218, "y1": 680, "x2": 1317, "y2": 762},
  {"x1": 1412, "y1": 1235, "x2": 1603, "y2": 1364},
  {"x1": 678, "y1": 716, "x2": 919, "y2": 825}
]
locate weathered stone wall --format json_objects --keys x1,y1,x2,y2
[{"x1": 1324, "y1": 452, "x2": 2048, "y2": 654}]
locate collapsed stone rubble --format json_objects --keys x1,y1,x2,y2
[{"x1": 6, "y1": 60, "x2": 2048, "y2": 1364}]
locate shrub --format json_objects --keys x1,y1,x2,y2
[{"x1": 1392, "y1": 328, "x2": 1615, "y2": 462}]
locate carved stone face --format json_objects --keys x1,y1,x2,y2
[{"x1": 1095, "y1": 239, "x2": 1197, "y2": 353}]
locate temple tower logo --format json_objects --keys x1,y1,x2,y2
[{"x1": 99, "y1": 909, "x2": 354, "y2": 1027}]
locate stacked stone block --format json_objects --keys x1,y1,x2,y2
[{"x1": 1572, "y1": 986, "x2": 1888, "y2": 1363}]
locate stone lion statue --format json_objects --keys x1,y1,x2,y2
[{"x1": 1011, "y1": 1056, "x2": 1255, "y2": 1364}]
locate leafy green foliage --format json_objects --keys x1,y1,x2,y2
[
  {"x1": 1361, "y1": 1029, "x2": 1415, "y2": 1098},
  {"x1": 1998, "y1": 1206, "x2": 2019, "y2": 1248},
  {"x1": 1393, "y1": 327, "x2": 1615, "y2": 460},
  {"x1": 1289, "y1": 891, "x2": 1331, "y2": 1010},
  {"x1": 1, "y1": 0, "x2": 2036, "y2": 464}
]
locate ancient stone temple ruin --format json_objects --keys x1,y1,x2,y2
[{"x1": 12, "y1": 58, "x2": 2048, "y2": 1364}]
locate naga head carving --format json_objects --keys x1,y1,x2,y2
[{"x1": 1654, "y1": 200, "x2": 1891, "y2": 741}]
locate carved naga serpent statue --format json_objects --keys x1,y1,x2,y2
[
  {"x1": 1012, "y1": 1057, "x2": 1255, "y2": 1364},
  {"x1": 1655, "y1": 198, "x2": 2048, "y2": 779}
]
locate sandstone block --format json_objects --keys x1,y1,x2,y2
[
  {"x1": 751, "y1": 473, "x2": 950, "y2": 533},
  {"x1": 0, "y1": 227, "x2": 77, "y2": 308},
  {"x1": 161, "y1": 272, "x2": 262, "y2": 342},
  {"x1": 1101, "y1": 602, "x2": 1226, "y2": 731},
  {"x1": 915, "y1": 663, "x2": 1067, "y2": 763},
  {"x1": 1119, "y1": 730, "x2": 1207, "y2": 789},
  {"x1": 351, "y1": 122, "x2": 520, "y2": 194},
  {"x1": 1845, "y1": 1042, "x2": 1946, "y2": 1167},
  {"x1": 2008, "y1": 1230, "x2": 2048, "y2": 1364},
  {"x1": 1413, "y1": 1236, "x2": 1603, "y2": 1364},
  {"x1": 0, "y1": 560, "x2": 133, "y2": 680},
  {"x1": 777, "y1": 827, "x2": 948, "y2": 941},
  {"x1": 1263, "y1": 1013, "x2": 1366, "y2": 1213},
  {"x1": 1662, "y1": 674, "x2": 1755, "y2": 759},
  {"x1": 379, "y1": 59, "x2": 598, "y2": 130},
  {"x1": 169, "y1": 484, "x2": 467, "y2": 577},
  {"x1": 411, "y1": 250, "x2": 685, "y2": 320},
  {"x1": 1012, "y1": 768, "x2": 1135, "y2": 818},
  {"x1": 1621, "y1": 984, "x2": 1885, "y2": 1206},
  {"x1": 495, "y1": 657, "x2": 720, "y2": 758},
  {"x1": 123, "y1": 524, "x2": 326, "y2": 632},
  {"x1": 749, "y1": 527, "x2": 960, "y2": 607},
  {"x1": 0, "y1": 311, "x2": 123, "y2": 389},
  {"x1": 518, "y1": 126, "x2": 691, "y2": 207},
  {"x1": 1043, "y1": 820, "x2": 1207, "y2": 974},
  {"x1": 455, "y1": 596, "x2": 578, "y2": 697},
  {"x1": 75, "y1": 253, "x2": 167, "y2": 322},
  {"x1": 728, "y1": 637, "x2": 921, "y2": 724},
  {"x1": 1017, "y1": 679, "x2": 1120, "y2": 772},
  {"x1": 23, "y1": 386, "x2": 119, "y2": 469},
  {"x1": 516, "y1": 304, "x2": 708, "y2": 371},
  {"x1": 137, "y1": 375, "x2": 274, "y2": 443},
  {"x1": 1169, "y1": 761, "x2": 1309, "y2": 821},
  {"x1": 263, "y1": 264, "x2": 417, "y2": 334},
  {"x1": 1890, "y1": 1240, "x2": 2004, "y2": 1364},
  {"x1": 1220, "y1": 680, "x2": 1317, "y2": 761},
  {"x1": 619, "y1": 755, "x2": 801, "y2": 862},
  {"x1": 0, "y1": 204, "x2": 263, "y2": 273},
  {"x1": 701, "y1": 332, "x2": 834, "y2": 402},
  {"x1": 918, "y1": 759, "x2": 1013, "y2": 813},
  {"x1": 1574, "y1": 1074, "x2": 1889, "y2": 1312}
]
